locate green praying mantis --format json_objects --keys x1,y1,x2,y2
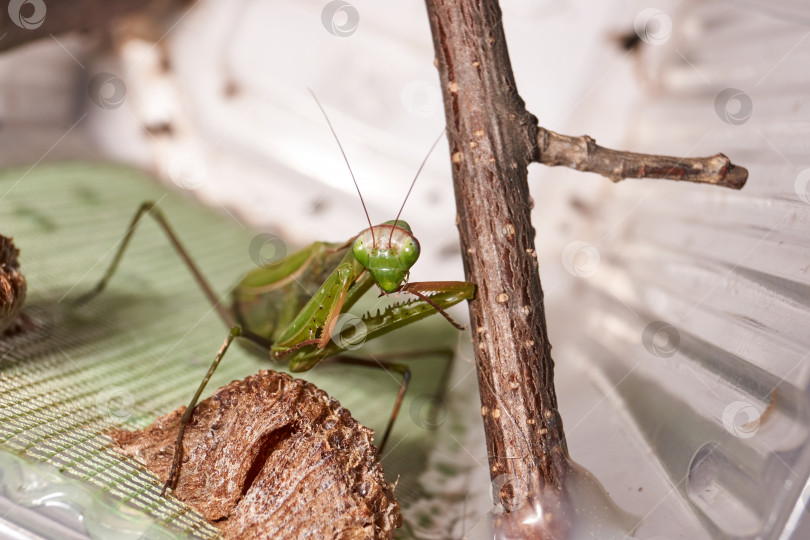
[{"x1": 77, "y1": 95, "x2": 476, "y2": 495}]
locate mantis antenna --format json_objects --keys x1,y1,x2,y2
[
  {"x1": 389, "y1": 127, "x2": 447, "y2": 244},
  {"x1": 308, "y1": 88, "x2": 377, "y2": 248}
]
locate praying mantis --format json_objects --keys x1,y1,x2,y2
[{"x1": 78, "y1": 96, "x2": 476, "y2": 495}]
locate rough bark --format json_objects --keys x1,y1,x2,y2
[
  {"x1": 424, "y1": 0, "x2": 746, "y2": 537},
  {"x1": 425, "y1": 0, "x2": 569, "y2": 527},
  {"x1": 112, "y1": 370, "x2": 401, "y2": 539}
]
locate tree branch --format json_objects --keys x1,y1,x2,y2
[
  {"x1": 424, "y1": 0, "x2": 569, "y2": 535},
  {"x1": 536, "y1": 127, "x2": 748, "y2": 188},
  {"x1": 424, "y1": 0, "x2": 748, "y2": 537}
]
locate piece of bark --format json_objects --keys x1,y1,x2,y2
[
  {"x1": 111, "y1": 370, "x2": 401, "y2": 540},
  {"x1": 0, "y1": 235, "x2": 27, "y2": 334}
]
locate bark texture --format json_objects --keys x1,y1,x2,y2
[
  {"x1": 425, "y1": 0, "x2": 569, "y2": 520},
  {"x1": 424, "y1": 0, "x2": 747, "y2": 537},
  {"x1": 112, "y1": 370, "x2": 401, "y2": 539}
]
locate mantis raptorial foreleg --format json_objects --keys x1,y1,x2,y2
[{"x1": 399, "y1": 282, "x2": 469, "y2": 330}]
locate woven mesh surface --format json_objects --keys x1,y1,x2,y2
[{"x1": 0, "y1": 163, "x2": 467, "y2": 538}]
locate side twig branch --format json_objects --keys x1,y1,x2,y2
[{"x1": 536, "y1": 127, "x2": 748, "y2": 188}]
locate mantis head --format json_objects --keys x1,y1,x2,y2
[{"x1": 352, "y1": 220, "x2": 420, "y2": 293}]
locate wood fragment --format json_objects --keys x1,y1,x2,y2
[{"x1": 111, "y1": 370, "x2": 401, "y2": 539}]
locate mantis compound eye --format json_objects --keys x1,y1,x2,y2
[
  {"x1": 398, "y1": 237, "x2": 420, "y2": 270},
  {"x1": 351, "y1": 235, "x2": 369, "y2": 267}
]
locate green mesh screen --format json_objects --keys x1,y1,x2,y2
[{"x1": 0, "y1": 162, "x2": 472, "y2": 539}]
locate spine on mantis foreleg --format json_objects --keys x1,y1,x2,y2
[
  {"x1": 361, "y1": 283, "x2": 474, "y2": 340},
  {"x1": 283, "y1": 281, "x2": 475, "y2": 372}
]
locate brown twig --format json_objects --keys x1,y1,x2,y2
[
  {"x1": 536, "y1": 127, "x2": 748, "y2": 188},
  {"x1": 424, "y1": 0, "x2": 747, "y2": 536}
]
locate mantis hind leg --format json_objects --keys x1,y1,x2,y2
[
  {"x1": 74, "y1": 201, "x2": 236, "y2": 327},
  {"x1": 331, "y1": 347, "x2": 455, "y2": 454},
  {"x1": 163, "y1": 325, "x2": 243, "y2": 495},
  {"x1": 74, "y1": 201, "x2": 273, "y2": 347}
]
